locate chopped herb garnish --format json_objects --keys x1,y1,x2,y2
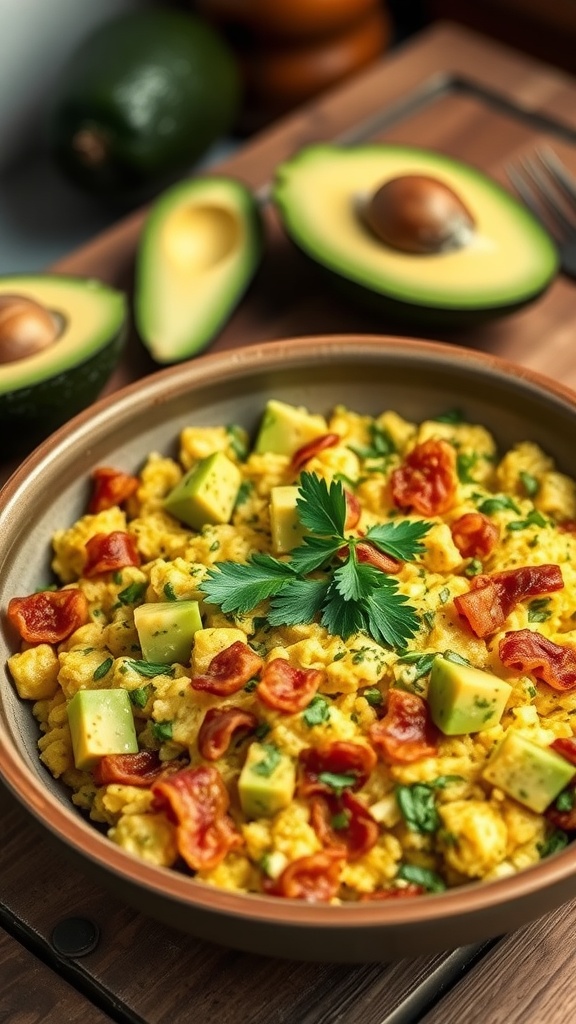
[
  {"x1": 528, "y1": 598, "x2": 552, "y2": 623},
  {"x1": 244, "y1": 678, "x2": 259, "y2": 693},
  {"x1": 118, "y1": 581, "x2": 147, "y2": 606},
  {"x1": 126, "y1": 659, "x2": 175, "y2": 678},
  {"x1": 538, "y1": 829, "x2": 569, "y2": 858},
  {"x1": 254, "y1": 722, "x2": 270, "y2": 741},
  {"x1": 163, "y1": 582, "x2": 178, "y2": 601},
  {"x1": 443, "y1": 650, "x2": 470, "y2": 666},
  {"x1": 363, "y1": 687, "x2": 383, "y2": 707},
  {"x1": 129, "y1": 684, "x2": 154, "y2": 709},
  {"x1": 506, "y1": 509, "x2": 548, "y2": 532},
  {"x1": 397, "y1": 651, "x2": 438, "y2": 681},
  {"x1": 317, "y1": 770, "x2": 357, "y2": 795},
  {"x1": 234, "y1": 480, "x2": 253, "y2": 508},
  {"x1": 456, "y1": 452, "x2": 479, "y2": 483},
  {"x1": 302, "y1": 694, "x2": 331, "y2": 727},
  {"x1": 152, "y1": 720, "x2": 173, "y2": 742},
  {"x1": 113, "y1": 571, "x2": 123, "y2": 585},
  {"x1": 252, "y1": 743, "x2": 281, "y2": 777},
  {"x1": 348, "y1": 422, "x2": 396, "y2": 460},
  {"x1": 519, "y1": 471, "x2": 539, "y2": 497},
  {"x1": 438, "y1": 587, "x2": 450, "y2": 604},
  {"x1": 397, "y1": 863, "x2": 446, "y2": 892},
  {"x1": 465, "y1": 558, "x2": 483, "y2": 577},
  {"x1": 395, "y1": 776, "x2": 462, "y2": 834},
  {"x1": 478, "y1": 495, "x2": 520, "y2": 516},
  {"x1": 331, "y1": 811, "x2": 350, "y2": 831},
  {"x1": 555, "y1": 789, "x2": 575, "y2": 812},
  {"x1": 200, "y1": 473, "x2": 430, "y2": 649},
  {"x1": 226, "y1": 423, "x2": 249, "y2": 461},
  {"x1": 93, "y1": 657, "x2": 113, "y2": 681},
  {"x1": 433, "y1": 408, "x2": 465, "y2": 424}
]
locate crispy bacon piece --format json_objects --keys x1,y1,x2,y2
[
  {"x1": 360, "y1": 883, "x2": 426, "y2": 900},
  {"x1": 152, "y1": 764, "x2": 242, "y2": 871},
  {"x1": 390, "y1": 439, "x2": 458, "y2": 517},
  {"x1": 83, "y1": 531, "x2": 141, "y2": 576},
  {"x1": 291, "y1": 433, "x2": 340, "y2": 472},
  {"x1": 256, "y1": 658, "x2": 323, "y2": 713},
  {"x1": 298, "y1": 740, "x2": 377, "y2": 798},
  {"x1": 450, "y1": 512, "x2": 499, "y2": 559},
  {"x1": 369, "y1": 689, "x2": 438, "y2": 765},
  {"x1": 455, "y1": 564, "x2": 564, "y2": 639},
  {"x1": 310, "y1": 791, "x2": 379, "y2": 861},
  {"x1": 546, "y1": 798, "x2": 576, "y2": 832},
  {"x1": 499, "y1": 629, "x2": 576, "y2": 692},
  {"x1": 263, "y1": 849, "x2": 345, "y2": 901},
  {"x1": 344, "y1": 490, "x2": 362, "y2": 530},
  {"x1": 93, "y1": 750, "x2": 172, "y2": 786},
  {"x1": 88, "y1": 466, "x2": 139, "y2": 515},
  {"x1": 198, "y1": 705, "x2": 258, "y2": 760},
  {"x1": 356, "y1": 541, "x2": 402, "y2": 574},
  {"x1": 7, "y1": 589, "x2": 89, "y2": 644},
  {"x1": 551, "y1": 737, "x2": 576, "y2": 765},
  {"x1": 191, "y1": 641, "x2": 263, "y2": 697}
]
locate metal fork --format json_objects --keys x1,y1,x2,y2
[{"x1": 506, "y1": 146, "x2": 576, "y2": 279}]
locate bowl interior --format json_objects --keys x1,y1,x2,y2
[{"x1": 3, "y1": 333, "x2": 576, "y2": 959}]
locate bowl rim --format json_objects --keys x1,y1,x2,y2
[{"x1": 3, "y1": 331, "x2": 576, "y2": 934}]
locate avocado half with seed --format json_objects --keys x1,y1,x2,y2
[
  {"x1": 134, "y1": 176, "x2": 263, "y2": 364},
  {"x1": 272, "y1": 143, "x2": 559, "y2": 326},
  {"x1": 0, "y1": 275, "x2": 127, "y2": 452}
]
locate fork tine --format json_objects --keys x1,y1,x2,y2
[
  {"x1": 537, "y1": 146, "x2": 576, "y2": 207},
  {"x1": 506, "y1": 164, "x2": 545, "y2": 222},
  {"x1": 514, "y1": 155, "x2": 574, "y2": 241}
]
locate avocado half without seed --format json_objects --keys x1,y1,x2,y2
[
  {"x1": 134, "y1": 176, "x2": 263, "y2": 364},
  {"x1": 272, "y1": 143, "x2": 559, "y2": 326},
  {"x1": 0, "y1": 275, "x2": 127, "y2": 452}
]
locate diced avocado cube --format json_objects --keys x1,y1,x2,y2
[
  {"x1": 428, "y1": 657, "x2": 512, "y2": 735},
  {"x1": 134, "y1": 600, "x2": 202, "y2": 664},
  {"x1": 238, "y1": 741, "x2": 296, "y2": 819},
  {"x1": 254, "y1": 399, "x2": 327, "y2": 457},
  {"x1": 164, "y1": 451, "x2": 241, "y2": 529},
  {"x1": 67, "y1": 688, "x2": 138, "y2": 771},
  {"x1": 270, "y1": 485, "x2": 308, "y2": 554},
  {"x1": 482, "y1": 732, "x2": 576, "y2": 813}
]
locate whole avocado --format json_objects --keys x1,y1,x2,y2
[{"x1": 49, "y1": 9, "x2": 240, "y2": 203}]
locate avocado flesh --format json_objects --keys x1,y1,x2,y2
[
  {"x1": 164, "y1": 451, "x2": 242, "y2": 529},
  {"x1": 0, "y1": 275, "x2": 126, "y2": 450},
  {"x1": 135, "y1": 176, "x2": 262, "y2": 363},
  {"x1": 482, "y1": 731, "x2": 575, "y2": 813},
  {"x1": 134, "y1": 600, "x2": 202, "y2": 665},
  {"x1": 270, "y1": 486, "x2": 307, "y2": 554},
  {"x1": 67, "y1": 688, "x2": 138, "y2": 771},
  {"x1": 238, "y1": 741, "x2": 296, "y2": 819},
  {"x1": 428, "y1": 657, "x2": 512, "y2": 735},
  {"x1": 254, "y1": 399, "x2": 328, "y2": 457},
  {"x1": 273, "y1": 144, "x2": 559, "y2": 318}
]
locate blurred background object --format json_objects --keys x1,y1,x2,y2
[{"x1": 196, "y1": 0, "x2": 392, "y2": 132}]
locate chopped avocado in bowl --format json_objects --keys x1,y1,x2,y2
[
  {"x1": 0, "y1": 274, "x2": 127, "y2": 452},
  {"x1": 272, "y1": 143, "x2": 559, "y2": 326}
]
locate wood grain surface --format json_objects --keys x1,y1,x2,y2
[{"x1": 2, "y1": 21, "x2": 576, "y2": 1024}]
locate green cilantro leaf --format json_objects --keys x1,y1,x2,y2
[
  {"x1": 478, "y1": 495, "x2": 520, "y2": 516},
  {"x1": 163, "y1": 582, "x2": 178, "y2": 601},
  {"x1": 152, "y1": 721, "x2": 173, "y2": 742},
  {"x1": 296, "y1": 472, "x2": 347, "y2": 537},
  {"x1": 129, "y1": 684, "x2": 154, "y2": 709},
  {"x1": 364, "y1": 518, "x2": 430, "y2": 560},
  {"x1": 396, "y1": 776, "x2": 462, "y2": 834},
  {"x1": 303, "y1": 694, "x2": 331, "y2": 727},
  {"x1": 348, "y1": 422, "x2": 396, "y2": 460},
  {"x1": 252, "y1": 743, "x2": 281, "y2": 777},
  {"x1": 433, "y1": 408, "x2": 464, "y2": 424},
  {"x1": 268, "y1": 578, "x2": 329, "y2": 626},
  {"x1": 538, "y1": 829, "x2": 569, "y2": 859},
  {"x1": 528, "y1": 598, "x2": 552, "y2": 623},
  {"x1": 289, "y1": 536, "x2": 343, "y2": 575},
  {"x1": 397, "y1": 863, "x2": 446, "y2": 892},
  {"x1": 202, "y1": 553, "x2": 296, "y2": 613},
  {"x1": 366, "y1": 583, "x2": 421, "y2": 649},
  {"x1": 317, "y1": 771, "x2": 357, "y2": 795},
  {"x1": 519, "y1": 471, "x2": 539, "y2": 497},
  {"x1": 118, "y1": 581, "x2": 147, "y2": 606},
  {"x1": 126, "y1": 659, "x2": 175, "y2": 678},
  {"x1": 93, "y1": 657, "x2": 113, "y2": 681}
]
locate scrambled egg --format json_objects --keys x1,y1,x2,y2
[{"x1": 8, "y1": 403, "x2": 576, "y2": 902}]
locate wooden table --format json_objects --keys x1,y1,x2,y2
[{"x1": 3, "y1": 21, "x2": 576, "y2": 1023}]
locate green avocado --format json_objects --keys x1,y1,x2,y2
[
  {"x1": 164, "y1": 451, "x2": 241, "y2": 530},
  {"x1": 254, "y1": 398, "x2": 328, "y2": 456},
  {"x1": 482, "y1": 731, "x2": 576, "y2": 813},
  {"x1": 135, "y1": 176, "x2": 262, "y2": 363},
  {"x1": 49, "y1": 9, "x2": 240, "y2": 202},
  {"x1": 272, "y1": 143, "x2": 559, "y2": 326},
  {"x1": 0, "y1": 275, "x2": 127, "y2": 452},
  {"x1": 67, "y1": 688, "x2": 138, "y2": 771},
  {"x1": 428, "y1": 657, "x2": 512, "y2": 735},
  {"x1": 270, "y1": 486, "x2": 308, "y2": 554},
  {"x1": 238, "y1": 741, "x2": 296, "y2": 819},
  {"x1": 134, "y1": 600, "x2": 203, "y2": 665}
]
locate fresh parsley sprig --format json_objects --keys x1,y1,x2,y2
[{"x1": 200, "y1": 473, "x2": 431, "y2": 649}]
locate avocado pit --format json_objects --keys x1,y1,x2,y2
[
  {"x1": 362, "y1": 174, "x2": 476, "y2": 254},
  {"x1": 0, "y1": 294, "x2": 62, "y2": 364}
]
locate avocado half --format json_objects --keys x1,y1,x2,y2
[
  {"x1": 272, "y1": 144, "x2": 559, "y2": 326},
  {"x1": 0, "y1": 275, "x2": 127, "y2": 452},
  {"x1": 134, "y1": 176, "x2": 262, "y2": 364}
]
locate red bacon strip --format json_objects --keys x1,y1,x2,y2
[
  {"x1": 344, "y1": 490, "x2": 362, "y2": 530},
  {"x1": 191, "y1": 641, "x2": 263, "y2": 697},
  {"x1": 455, "y1": 564, "x2": 564, "y2": 639},
  {"x1": 263, "y1": 849, "x2": 345, "y2": 901},
  {"x1": 7, "y1": 588, "x2": 88, "y2": 644},
  {"x1": 83, "y1": 531, "x2": 141, "y2": 576},
  {"x1": 93, "y1": 750, "x2": 171, "y2": 786},
  {"x1": 551, "y1": 737, "x2": 576, "y2": 765},
  {"x1": 309, "y1": 791, "x2": 379, "y2": 861},
  {"x1": 298, "y1": 740, "x2": 377, "y2": 798},
  {"x1": 291, "y1": 433, "x2": 340, "y2": 472},
  {"x1": 88, "y1": 467, "x2": 139, "y2": 515},
  {"x1": 369, "y1": 689, "x2": 438, "y2": 765},
  {"x1": 197, "y1": 705, "x2": 258, "y2": 760},
  {"x1": 152, "y1": 764, "x2": 242, "y2": 871},
  {"x1": 450, "y1": 512, "x2": 499, "y2": 559},
  {"x1": 256, "y1": 658, "x2": 323, "y2": 713},
  {"x1": 499, "y1": 629, "x2": 576, "y2": 692},
  {"x1": 356, "y1": 541, "x2": 402, "y2": 574},
  {"x1": 391, "y1": 439, "x2": 458, "y2": 517}
]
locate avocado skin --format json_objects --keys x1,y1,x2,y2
[
  {"x1": 0, "y1": 326, "x2": 125, "y2": 456},
  {"x1": 50, "y1": 10, "x2": 240, "y2": 203}
]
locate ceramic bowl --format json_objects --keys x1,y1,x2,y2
[{"x1": 2, "y1": 334, "x2": 576, "y2": 963}]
